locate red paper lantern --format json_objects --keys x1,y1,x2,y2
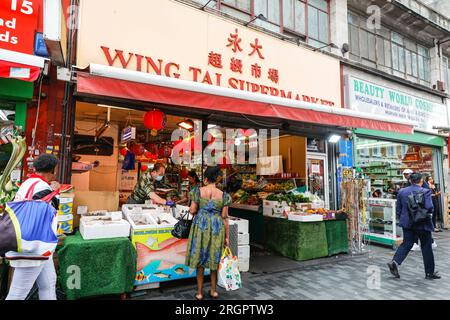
[
  {"x1": 120, "y1": 148, "x2": 128, "y2": 156},
  {"x1": 144, "y1": 151, "x2": 152, "y2": 159},
  {"x1": 143, "y1": 109, "x2": 167, "y2": 133},
  {"x1": 141, "y1": 165, "x2": 148, "y2": 172},
  {"x1": 151, "y1": 153, "x2": 158, "y2": 161}
]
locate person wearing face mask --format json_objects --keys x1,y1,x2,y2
[{"x1": 127, "y1": 163, "x2": 175, "y2": 206}]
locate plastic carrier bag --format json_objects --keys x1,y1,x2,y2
[
  {"x1": 0, "y1": 181, "x2": 58, "y2": 257},
  {"x1": 218, "y1": 247, "x2": 242, "y2": 291}
]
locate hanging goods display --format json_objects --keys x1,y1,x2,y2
[{"x1": 340, "y1": 176, "x2": 367, "y2": 255}]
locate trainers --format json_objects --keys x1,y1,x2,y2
[
  {"x1": 432, "y1": 242, "x2": 437, "y2": 249},
  {"x1": 425, "y1": 272, "x2": 441, "y2": 280},
  {"x1": 387, "y1": 261, "x2": 400, "y2": 279},
  {"x1": 411, "y1": 243, "x2": 421, "y2": 251}
]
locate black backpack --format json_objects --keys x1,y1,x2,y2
[{"x1": 407, "y1": 190, "x2": 432, "y2": 224}]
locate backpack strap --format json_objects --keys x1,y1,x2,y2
[
  {"x1": 24, "y1": 180, "x2": 41, "y2": 200},
  {"x1": 40, "y1": 189, "x2": 60, "y2": 204}
]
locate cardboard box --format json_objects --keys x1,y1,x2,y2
[
  {"x1": 238, "y1": 257, "x2": 250, "y2": 272},
  {"x1": 238, "y1": 245, "x2": 250, "y2": 259},
  {"x1": 73, "y1": 191, "x2": 120, "y2": 228},
  {"x1": 229, "y1": 217, "x2": 249, "y2": 234},
  {"x1": 238, "y1": 233, "x2": 250, "y2": 245}
]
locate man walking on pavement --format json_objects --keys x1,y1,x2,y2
[{"x1": 387, "y1": 173, "x2": 441, "y2": 280}]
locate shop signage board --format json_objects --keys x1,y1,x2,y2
[
  {"x1": 346, "y1": 76, "x2": 448, "y2": 133},
  {"x1": 76, "y1": 0, "x2": 341, "y2": 108},
  {"x1": 0, "y1": 0, "x2": 40, "y2": 54}
]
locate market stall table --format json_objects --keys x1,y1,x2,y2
[
  {"x1": 263, "y1": 217, "x2": 349, "y2": 261},
  {"x1": 57, "y1": 231, "x2": 137, "y2": 300}
]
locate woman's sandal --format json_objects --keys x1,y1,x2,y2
[
  {"x1": 209, "y1": 291, "x2": 219, "y2": 299},
  {"x1": 195, "y1": 293, "x2": 203, "y2": 300}
]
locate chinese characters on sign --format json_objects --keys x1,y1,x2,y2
[{"x1": 99, "y1": 27, "x2": 336, "y2": 107}]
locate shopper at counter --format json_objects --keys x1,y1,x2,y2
[
  {"x1": 176, "y1": 170, "x2": 201, "y2": 206},
  {"x1": 127, "y1": 163, "x2": 175, "y2": 206},
  {"x1": 185, "y1": 166, "x2": 231, "y2": 300}
]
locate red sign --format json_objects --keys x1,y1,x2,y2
[{"x1": 0, "y1": 0, "x2": 40, "y2": 54}]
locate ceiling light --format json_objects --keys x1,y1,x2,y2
[
  {"x1": 178, "y1": 119, "x2": 195, "y2": 131},
  {"x1": 328, "y1": 134, "x2": 341, "y2": 143},
  {"x1": 235, "y1": 138, "x2": 241, "y2": 146},
  {"x1": 97, "y1": 104, "x2": 130, "y2": 111}
]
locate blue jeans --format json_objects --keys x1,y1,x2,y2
[{"x1": 393, "y1": 228, "x2": 435, "y2": 275}]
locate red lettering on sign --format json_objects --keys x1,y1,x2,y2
[
  {"x1": 101, "y1": 46, "x2": 134, "y2": 68},
  {"x1": 189, "y1": 66, "x2": 202, "y2": 82},
  {"x1": 249, "y1": 38, "x2": 264, "y2": 59},
  {"x1": 260, "y1": 85, "x2": 269, "y2": 95},
  {"x1": 281, "y1": 90, "x2": 292, "y2": 99},
  {"x1": 268, "y1": 68, "x2": 279, "y2": 84},
  {"x1": 202, "y1": 71, "x2": 213, "y2": 85},
  {"x1": 270, "y1": 88, "x2": 279, "y2": 96},
  {"x1": 302, "y1": 95, "x2": 311, "y2": 102},
  {"x1": 251, "y1": 63, "x2": 261, "y2": 78},
  {"x1": 165, "y1": 62, "x2": 180, "y2": 78},
  {"x1": 229, "y1": 77, "x2": 239, "y2": 89},
  {"x1": 208, "y1": 51, "x2": 223, "y2": 68},
  {"x1": 135, "y1": 54, "x2": 144, "y2": 72},
  {"x1": 230, "y1": 58, "x2": 243, "y2": 73},
  {"x1": 227, "y1": 28, "x2": 243, "y2": 53},
  {"x1": 145, "y1": 56, "x2": 163, "y2": 75}
]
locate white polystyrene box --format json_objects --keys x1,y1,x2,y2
[
  {"x1": 288, "y1": 214, "x2": 323, "y2": 222},
  {"x1": 80, "y1": 217, "x2": 131, "y2": 240},
  {"x1": 238, "y1": 233, "x2": 250, "y2": 245},
  {"x1": 238, "y1": 245, "x2": 250, "y2": 259},
  {"x1": 229, "y1": 217, "x2": 249, "y2": 234},
  {"x1": 238, "y1": 257, "x2": 250, "y2": 272}
]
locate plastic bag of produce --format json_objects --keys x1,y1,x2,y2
[{"x1": 218, "y1": 247, "x2": 242, "y2": 291}]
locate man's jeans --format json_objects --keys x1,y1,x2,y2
[{"x1": 393, "y1": 228, "x2": 435, "y2": 275}]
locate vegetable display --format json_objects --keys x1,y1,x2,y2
[{"x1": 266, "y1": 193, "x2": 311, "y2": 204}]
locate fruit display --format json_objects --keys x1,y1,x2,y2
[{"x1": 263, "y1": 180, "x2": 296, "y2": 192}]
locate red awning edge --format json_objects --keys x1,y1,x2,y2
[
  {"x1": 0, "y1": 60, "x2": 41, "y2": 82},
  {"x1": 76, "y1": 72, "x2": 414, "y2": 134}
]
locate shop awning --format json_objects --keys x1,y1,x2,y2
[
  {"x1": 76, "y1": 64, "x2": 414, "y2": 134},
  {"x1": 0, "y1": 49, "x2": 47, "y2": 82}
]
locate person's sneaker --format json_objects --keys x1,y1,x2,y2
[
  {"x1": 425, "y1": 272, "x2": 441, "y2": 280},
  {"x1": 387, "y1": 261, "x2": 400, "y2": 278},
  {"x1": 411, "y1": 243, "x2": 421, "y2": 251},
  {"x1": 432, "y1": 242, "x2": 437, "y2": 249}
]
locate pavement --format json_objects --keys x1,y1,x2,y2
[{"x1": 134, "y1": 230, "x2": 450, "y2": 300}]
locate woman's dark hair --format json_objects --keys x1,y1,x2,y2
[
  {"x1": 188, "y1": 170, "x2": 200, "y2": 183},
  {"x1": 204, "y1": 166, "x2": 222, "y2": 184},
  {"x1": 34, "y1": 154, "x2": 59, "y2": 173},
  {"x1": 425, "y1": 175, "x2": 433, "y2": 183}
]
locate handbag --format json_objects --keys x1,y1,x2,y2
[
  {"x1": 171, "y1": 210, "x2": 192, "y2": 239},
  {"x1": 0, "y1": 181, "x2": 59, "y2": 257},
  {"x1": 218, "y1": 247, "x2": 242, "y2": 291}
]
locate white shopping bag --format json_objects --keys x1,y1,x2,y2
[{"x1": 218, "y1": 247, "x2": 242, "y2": 291}]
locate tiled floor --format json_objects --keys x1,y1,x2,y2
[{"x1": 135, "y1": 230, "x2": 450, "y2": 300}]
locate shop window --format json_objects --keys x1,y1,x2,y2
[{"x1": 355, "y1": 137, "x2": 436, "y2": 200}]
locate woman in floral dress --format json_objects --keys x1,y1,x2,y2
[{"x1": 186, "y1": 166, "x2": 231, "y2": 300}]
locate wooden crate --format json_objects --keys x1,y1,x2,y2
[{"x1": 444, "y1": 194, "x2": 450, "y2": 229}]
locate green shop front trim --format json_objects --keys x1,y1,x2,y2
[
  {"x1": 0, "y1": 78, "x2": 34, "y2": 130},
  {"x1": 353, "y1": 128, "x2": 445, "y2": 147}
]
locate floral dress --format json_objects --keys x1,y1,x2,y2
[{"x1": 185, "y1": 188, "x2": 232, "y2": 271}]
